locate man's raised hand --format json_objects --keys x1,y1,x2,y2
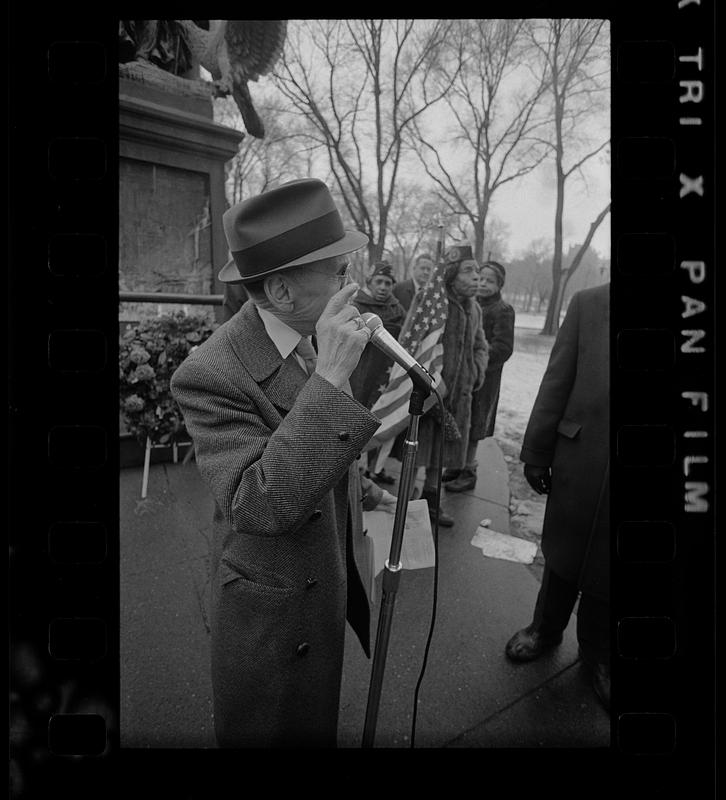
[{"x1": 314, "y1": 283, "x2": 371, "y2": 390}]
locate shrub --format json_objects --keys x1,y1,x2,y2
[{"x1": 119, "y1": 311, "x2": 216, "y2": 445}]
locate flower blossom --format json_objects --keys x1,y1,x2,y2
[
  {"x1": 129, "y1": 347, "x2": 151, "y2": 365},
  {"x1": 123, "y1": 395, "x2": 145, "y2": 412},
  {"x1": 132, "y1": 363, "x2": 156, "y2": 382}
]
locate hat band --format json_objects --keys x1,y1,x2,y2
[{"x1": 231, "y1": 210, "x2": 345, "y2": 278}]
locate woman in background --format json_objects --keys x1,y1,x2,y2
[
  {"x1": 444, "y1": 260, "x2": 515, "y2": 492},
  {"x1": 414, "y1": 244, "x2": 489, "y2": 525}
]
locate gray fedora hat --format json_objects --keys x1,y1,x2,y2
[{"x1": 219, "y1": 178, "x2": 369, "y2": 283}]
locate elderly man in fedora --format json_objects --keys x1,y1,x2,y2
[{"x1": 171, "y1": 178, "x2": 396, "y2": 748}]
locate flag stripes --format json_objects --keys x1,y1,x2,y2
[
  {"x1": 368, "y1": 258, "x2": 449, "y2": 454},
  {"x1": 370, "y1": 331, "x2": 443, "y2": 418}
]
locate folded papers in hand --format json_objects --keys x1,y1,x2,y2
[
  {"x1": 470, "y1": 526, "x2": 538, "y2": 564},
  {"x1": 363, "y1": 499, "x2": 436, "y2": 576}
]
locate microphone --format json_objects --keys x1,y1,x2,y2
[{"x1": 361, "y1": 313, "x2": 433, "y2": 392}]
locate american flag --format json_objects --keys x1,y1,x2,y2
[{"x1": 366, "y1": 259, "x2": 449, "y2": 467}]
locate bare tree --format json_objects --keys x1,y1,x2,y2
[
  {"x1": 528, "y1": 18, "x2": 610, "y2": 334},
  {"x1": 408, "y1": 19, "x2": 551, "y2": 263},
  {"x1": 385, "y1": 185, "x2": 448, "y2": 278},
  {"x1": 214, "y1": 95, "x2": 315, "y2": 205},
  {"x1": 272, "y1": 19, "x2": 460, "y2": 265},
  {"x1": 508, "y1": 238, "x2": 553, "y2": 312},
  {"x1": 384, "y1": 187, "x2": 509, "y2": 278},
  {"x1": 549, "y1": 202, "x2": 610, "y2": 325},
  {"x1": 481, "y1": 217, "x2": 511, "y2": 263}
]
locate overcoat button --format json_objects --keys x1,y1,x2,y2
[
  {"x1": 309, "y1": 509, "x2": 322, "y2": 521},
  {"x1": 296, "y1": 642, "x2": 310, "y2": 657},
  {"x1": 305, "y1": 578, "x2": 318, "y2": 589},
  {"x1": 338, "y1": 431, "x2": 350, "y2": 441}
]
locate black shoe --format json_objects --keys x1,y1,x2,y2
[
  {"x1": 444, "y1": 467, "x2": 477, "y2": 493},
  {"x1": 431, "y1": 507, "x2": 454, "y2": 527},
  {"x1": 442, "y1": 468, "x2": 461, "y2": 483},
  {"x1": 505, "y1": 624, "x2": 563, "y2": 662},
  {"x1": 420, "y1": 488, "x2": 454, "y2": 527},
  {"x1": 371, "y1": 470, "x2": 396, "y2": 486}
]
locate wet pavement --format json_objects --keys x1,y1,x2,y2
[{"x1": 120, "y1": 437, "x2": 610, "y2": 749}]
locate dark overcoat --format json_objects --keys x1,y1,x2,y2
[
  {"x1": 470, "y1": 293, "x2": 515, "y2": 441},
  {"x1": 350, "y1": 289, "x2": 406, "y2": 409},
  {"x1": 417, "y1": 291, "x2": 488, "y2": 469},
  {"x1": 221, "y1": 282, "x2": 249, "y2": 322},
  {"x1": 520, "y1": 284, "x2": 610, "y2": 601},
  {"x1": 392, "y1": 278, "x2": 416, "y2": 312},
  {"x1": 170, "y1": 301, "x2": 381, "y2": 747}
]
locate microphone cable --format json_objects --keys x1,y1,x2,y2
[{"x1": 409, "y1": 384, "x2": 446, "y2": 748}]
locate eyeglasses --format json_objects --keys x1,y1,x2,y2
[{"x1": 308, "y1": 261, "x2": 351, "y2": 287}]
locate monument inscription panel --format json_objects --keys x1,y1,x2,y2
[{"x1": 120, "y1": 158, "x2": 215, "y2": 323}]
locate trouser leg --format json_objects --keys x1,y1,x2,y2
[
  {"x1": 531, "y1": 565, "x2": 580, "y2": 637},
  {"x1": 464, "y1": 440, "x2": 478, "y2": 469},
  {"x1": 424, "y1": 465, "x2": 440, "y2": 490},
  {"x1": 421, "y1": 466, "x2": 455, "y2": 527},
  {"x1": 367, "y1": 448, "x2": 377, "y2": 472}
]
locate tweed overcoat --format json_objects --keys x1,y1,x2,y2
[
  {"x1": 350, "y1": 289, "x2": 407, "y2": 409},
  {"x1": 170, "y1": 300, "x2": 382, "y2": 747},
  {"x1": 520, "y1": 284, "x2": 610, "y2": 601},
  {"x1": 470, "y1": 293, "x2": 515, "y2": 441}
]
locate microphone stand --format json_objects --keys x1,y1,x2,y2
[{"x1": 362, "y1": 380, "x2": 430, "y2": 748}]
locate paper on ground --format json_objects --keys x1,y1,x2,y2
[
  {"x1": 470, "y1": 526, "x2": 538, "y2": 564},
  {"x1": 363, "y1": 499, "x2": 436, "y2": 575}
]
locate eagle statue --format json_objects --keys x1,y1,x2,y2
[{"x1": 175, "y1": 20, "x2": 288, "y2": 139}]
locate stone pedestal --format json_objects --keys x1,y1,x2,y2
[
  {"x1": 119, "y1": 68, "x2": 244, "y2": 454},
  {"x1": 119, "y1": 70, "x2": 244, "y2": 326}
]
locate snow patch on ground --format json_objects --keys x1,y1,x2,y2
[{"x1": 489, "y1": 329, "x2": 554, "y2": 579}]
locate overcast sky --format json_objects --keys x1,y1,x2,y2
[
  {"x1": 404, "y1": 19, "x2": 611, "y2": 261},
  {"x1": 492, "y1": 149, "x2": 610, "y2": 259},
  {"x1": 212, "y1": 19, "x2": 612, "y2": 262},
  {"x1": 399, "y1": 111, "x2": 611, "y2": 260}
]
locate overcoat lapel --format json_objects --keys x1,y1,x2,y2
[
  {"x1": 225, "y1": 300, "x2": 310, "y2": 413},
  {"x1": 263, "y1": 359, "x2": 310, "y2": 414}
]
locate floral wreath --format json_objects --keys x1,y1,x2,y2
[{"x1": 119, "y1": 311, "x2": 216, "y2": 445}]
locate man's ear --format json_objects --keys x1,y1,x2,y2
[{"x1": 264, "y1": 273, "x2": 295, "y2": 312}]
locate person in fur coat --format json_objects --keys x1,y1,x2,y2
[
  {"x1": 444, "y1": 260, "x2": 515, "y2": 492},
  {"x1": 414, "y1": 243, "x2": 489, "y2": 527}
]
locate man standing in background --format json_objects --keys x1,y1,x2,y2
[
  {"x1": 393, "y1": 252, "x2": 435, "y2": 312},
  {"x1": 504, "y1": 283, "x2": 610, "y2": 713}
]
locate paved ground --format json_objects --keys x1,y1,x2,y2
[{"x1": 120, "y1": 437, "x2": 610, "y2": 749}]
